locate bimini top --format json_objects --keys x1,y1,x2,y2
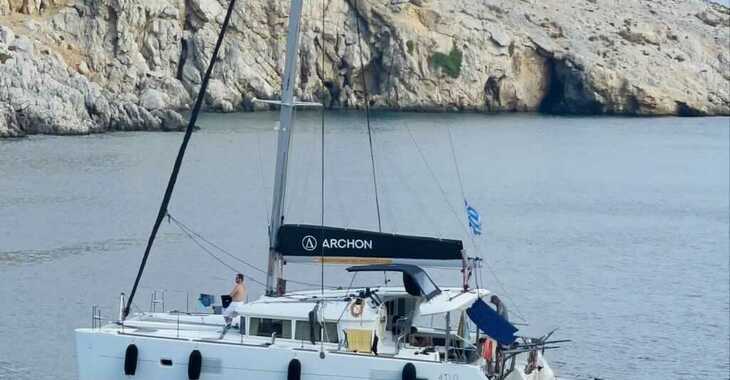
[
  {"x1": 347, "y1": 264, "x2": 441, "y2": 300},
  {"x1": 277, "y1": 224, "x2": 464, "y2": 267}
]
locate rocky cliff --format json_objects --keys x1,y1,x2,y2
[{"x1": 0, "y1": 0, "x2": 728, "y2": 137}]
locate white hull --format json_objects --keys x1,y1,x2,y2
[
  {"x1": 76, "y1": 328, "x2": 555, "y2": 380},
  {"x1": 76, "y1": 329, "x2": 489, "y2": 380}
]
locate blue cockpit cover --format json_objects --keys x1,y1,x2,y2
[{"x1": 466, "y1": 299, "x2": 518, "y2": 346}]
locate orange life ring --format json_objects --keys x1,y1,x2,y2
[
  {"x1": 482, "y1": 339, "x2": 494, "y2": 361},
  {"x1": 350, "y1": 300, "x2": 364, "y2": 317}
]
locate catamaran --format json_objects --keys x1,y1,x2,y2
[{"x1": 75, "y1": 0, "x2": 566, "y2": 379}]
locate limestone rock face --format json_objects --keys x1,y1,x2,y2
[
  {"x1": 0, "y1": 0, "x2": 728, "y2": 136},
  {"x1": 0, "y1": 103, "x2": 21, "y2": 137},
  {"x1": 341, "y1": 0, "x2": 730, "y2": 115},
  {"x1": 0, "y1": 25, "x2": 185, "y2": 136}
]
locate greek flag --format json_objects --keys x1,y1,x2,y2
[{"x1": 465, "y1": 200, "x2": 482, "y2": 236}]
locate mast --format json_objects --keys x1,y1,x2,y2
[{"x1": 266, "y1": 0, "x2": 305, "y2": 296}]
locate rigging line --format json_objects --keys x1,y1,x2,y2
[
  {"x1": 404, "y1": 123, "x2": 465, "y2": 233},
  {"x1": 335, "y1": 273, "x2": 359, "y2": 324},
  {"x1": 367, "y1": 7, "x2": 525, "y2": 323},
  {"x1": 445, "y1": 124, "x2": 530, "y2": 322},
  {"x1": 353, "y1": 0, "x2": 382, "y2": 232},
  {"x1": 445, "y1": 130, "x2": 529, "y2": 323},
  {"x1": 463, "y1": 231, "x2": 529, "y2": 322},
  {"x1": 168, "y1": 213, "x2": 334, "y2": 289},
  {"x1": 374, "y1": 33, "x2": 408, "y2": 236},
  {"x1": 254, "y1": 126, "x2": 271, "y2": 227},
  {"x1": 123, "y1": 0, "x2": 238, "y2": 319},
  {"x1": 319, "y1": 0, "x2": 327, "y2": 297},
  {"x1": 472, "y1": 246, "x2": 530, "y2": 323},
  {"x1": 167, "y1": 213, "x2": 266, "y2": 274},
  {"x1": 456, "y1": 217, "x2": 530, "y2": 322},
  {"x1": 168, "y1": 215, "x2": 267, "y2": 286},
  {"x1": 381, "y1": 29, "x2": 397, "y2": 109},
  {"x1": 446, "y1": 126, "x2": 467, "y2": 202},
  {"x1": 175, "y1": 218, "x2": 267, "y2": 287},
  {"x1": 283, "y1": 107, "x2": 300, "y2": 218},
  {"x1": 405, "y1": 125, "x2": 528, "y2": 322},
  {"x1": 283, "y1": 112, "x2": 318, "y2": 221},
  {"x1": 138, "y1": 285, "x2": 196, "y2": 295},
  {"x1": 382, "y1": 135, "x2": 439, "y2": 235},
  {"x1": 447, "y1": 147, "x2": 527, "y2": 322},
  {"x1": 476, "y1": 249, "x2": 529, "y2": 323},
  {"x1": 474, "y1": 259, "x2": 481, "y2": 291},
  {"x1": 131, "y1": 301, "x2": 145, "y2": 314},
  {"x1": 319, "y1": 4, "x2": 351, "y2": 230}
]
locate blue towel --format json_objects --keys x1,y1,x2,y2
[{"x1": 198, "y1": 294, "x2": 215, "y2": 308}]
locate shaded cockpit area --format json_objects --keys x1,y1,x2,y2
[{"x1": 346, "y1": 264, "x2": 442, "y2": 300}]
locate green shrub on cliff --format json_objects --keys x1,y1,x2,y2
[{"x1": 431, "y1": 44, "x2": 463, "y2": 79}]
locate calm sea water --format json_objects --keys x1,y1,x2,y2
[{"x1": 0, "y1": 112, "x2": 728, "y2": 380}]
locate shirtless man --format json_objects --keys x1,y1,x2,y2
[
  {"x1": 223, "y1": 273, "x2": 247, "y2": 324},
  {"x1": 490, "y1": 295, "x2": 508, "y2": 322},
  {"x1": 490, "y1": 295, "x2": 508, "y2": 375}
]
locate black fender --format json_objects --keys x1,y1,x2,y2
[
  {"x1": 188, "y1": 350, "x2": 202, "y2": 380},
  {"x1": 288, "y1": 358, "x2": 302, "y2": 380},
  {"x1": 402, "y1": 362, "x2": 417, "y2": 380},
  {"x1": 123, "y1": 344, "x2": 138, "y2": 375}
]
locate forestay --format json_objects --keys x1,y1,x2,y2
[{"x1": 277, "y1": 224, "x2": 465, "y2": 267}]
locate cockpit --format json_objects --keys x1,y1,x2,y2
[{"x1": 345, "y1": 264, "x2": 505, "y2": 364}]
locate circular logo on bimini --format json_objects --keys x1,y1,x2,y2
[{"x1": 302, "y1": 235, "x2": 318, "y2": 252}]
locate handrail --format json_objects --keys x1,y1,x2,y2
[
  {"x1": 395, "y1": 333, "x2": 407, "y2": 354},
  {"x1": 118, "y1": 293, "x2": 125, "y2": 321},
  {"x1": 91, "y1": 305, "x2": 103, "y2": 329}
]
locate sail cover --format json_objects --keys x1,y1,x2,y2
[{"x1": 277, "y1": 224, "x2": 464, "y2": 266}]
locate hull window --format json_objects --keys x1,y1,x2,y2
[
  {"x1": 250, "y1": 318, "x2": 293, "y2": 339},
  {"x1": 295, "y1": 321, "x2": 339, "y2": 343}
]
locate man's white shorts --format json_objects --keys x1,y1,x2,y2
[{"x1": 223, "y1": 301, "x2": 245, "y2": 318}]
